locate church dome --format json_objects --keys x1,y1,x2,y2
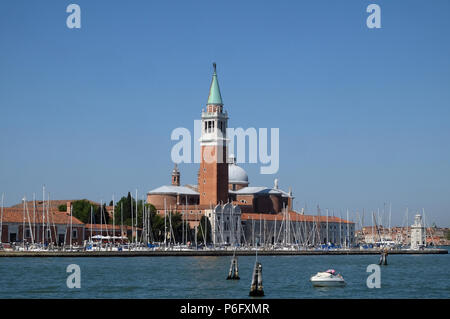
[{"x1": 228, "y1": 157, "x2": 249, "y2": 184}]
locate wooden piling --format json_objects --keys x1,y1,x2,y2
[
  {"x1": 249, "y1": 261, "x2": 264, "y2": 297},
  {"x1": 379, "y1": 250, "x2": 388, "y2": 265},
  {"x1": 227, "y1": 257, "x2": 240, "y2": 280}
]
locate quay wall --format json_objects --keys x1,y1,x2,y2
[{"x1": 0, "y1": 249, "x2": 447, "y2": 257}]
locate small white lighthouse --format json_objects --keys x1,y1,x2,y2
[{"x1": 410, "y1": 214, "x2": 425, "y2": 250}]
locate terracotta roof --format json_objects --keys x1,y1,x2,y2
[
  {"x1": 9, "y1": 199, "x2": 101, "y2": 210},
  {"x1": 0, "y1": 207, "x2": 84, "y2": 225},
  {"x1": 241, "y1": 212, "x2": 353, "y2": 224}
]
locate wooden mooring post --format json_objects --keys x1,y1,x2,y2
[
  {"x1": 249, "y1": 261, "x2": 264, "y2": 297},
  {"x1": 227, "y1": 256, "x2": 240, "y2": 280}
]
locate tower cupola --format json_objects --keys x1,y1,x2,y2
[{"x1": 171, "y1": 164, "x2": 180, "y2": 186}]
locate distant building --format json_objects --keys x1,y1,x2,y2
[
  {"x1": 410, "y1": 214, "x2": 425, "y2": 250},
  {"x1": 0, "y1": 203, "x2": 84, "y2": 246}
]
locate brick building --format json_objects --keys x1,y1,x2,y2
[{"x1": 0, "y1": 204, "x2": 84, "y2": 246}]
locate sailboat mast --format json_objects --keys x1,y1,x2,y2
[
  {"x1": 90, "y1": 206, "x2": 93, "y2": 241},
  {"x1": 25, "y1": 198, "x2": 34, "y2": 244},
  {"x1": 326, "y1": 208, "x2": 329, "y2": 244},
  {"x1": 389, "y1": 203, "x2": 392, "y2": 240},
  {"x1": 184, "y1": 197, "x2": 187, "y2": 245},
  {"x1": 263, "y1": 216, "x2": 266, "y2": 248},
  {"x1": 46, "y1": 193, "x2": 53, "y2": 245},
  {"x1": 274, "y1": 214, "x2": 277, "y2": 246},
  {"x1": 70, "y1": 204, "x2": 73, "y2": 250},
  {"x1": 33, "y1": 194, "x2": 36, "y2": 246},
  {"x1": 111, "y1": 195, "x2": 115, "y2": 245},
  {"x1": 100, "y1": 199, "x2": 103, "y2": 246},
  {"x1": 120, "y1": 201, "x2": 123, "y2": 242},
  {"x1": 0, "y1": 193, "x2": 4, "y2": 245},
  {"x1": 135, "y1": 189, "x2": 138, "y2": 244},
  {"x1": 22, "y1": 196, "x2": 26, "y2": 249},
  {"x1": 259, "y1": 212, "x2": 262, "y2": 248},
  {"x1": 346, "y1": 209, "x2": 349, "y2": 248},
  {"x1": 204, "y1": 208, "x2": 207, "y2": 246},
  {"x1": 252, "y1": 216, "x2": 255, "y2": 247},
  {"x1": 42, "y1": 185, "x2": 45, "y2": 245},
  {"x1": 164, "y1": 198, "x2": 167, "y2": 249},
  {"x1": 181, "y1": 206, "x2": 184, "y2": 245},
  {"x1": 142, "y1": 196, "x2": 146, "y2": 244}
]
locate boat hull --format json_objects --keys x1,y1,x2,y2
[
  {"x1": 310, "y1": 279, "x2": 346, "y2": 287},
  {"x1": 310, "y1": 272, "x2": 346, "y2": 287}
]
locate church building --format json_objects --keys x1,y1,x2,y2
[{"x1": 147, "y1": 64, "x2": 355, "y2": 246}]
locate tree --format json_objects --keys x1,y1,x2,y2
[
  {"x1": 113, "y1": 193, "x2": 147, "y2": 227},
  {"x1": 197, "y1": 215, "x2": 212, "y2": 244},
  {"x1": 69, "y1": 200, "x2": 107, "y2": 224},
  {"x1": 58, "y1": 204, "x2": 67, "y2": 212},
  {"x1": 111, "y1": 194, "x2": 194, "y2": 244},
  {"x1": 151, "y1": 211, "x2": 165, "y2": 242},
  {"x1": 168, "y1": 212, "x2": 188, "y2": 244}
]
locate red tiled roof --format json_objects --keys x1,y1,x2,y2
[
  {"x1": 241, "y1": 212, "x2": 353, "y2": 224},
  {"x1": 0, "y1": 207, "x2": 84, "y2": 225},
  {"x1": 9, "y1": 199, "x2": 101, "y2": 210}
]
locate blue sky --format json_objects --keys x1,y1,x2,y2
[{"x1": 1, "y1": 0, "x2": 449, "y2": 227}]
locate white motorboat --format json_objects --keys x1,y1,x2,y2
[{"x1": 310, "y1": 269, "x2": 346, "y2": 287}]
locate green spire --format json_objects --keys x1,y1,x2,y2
[{"x1": 207, "y1": 62, "x2": 223, "y2": 105}]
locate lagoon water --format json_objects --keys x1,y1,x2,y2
[{"x1": 0, "y1": 251, "x2": 449, "y2": 299}]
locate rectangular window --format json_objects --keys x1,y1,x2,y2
[{"x1": 72, "y1": 229, "x2": 78, "y2": 239}]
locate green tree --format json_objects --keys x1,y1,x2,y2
[
  {"x1": 111, "y1": 194, "x2": 193, "y2": 244},
  {"x1": 143, "y1": 209, "x2": 193, "y2": 244},
  {"x1": 197, "y1": 215, "x2": 212, "y2": 244},
  {"x1": 113, "y1": 193, "x2": 148, "y2": 227},
  {"x1": 70, "y1": 200, "x2": 108, "y2": 224},
  {"x1": 58, "y1": 204, "x2": 67, "y2": 212},
  {"x1": 151, "y1": 211, "x2": 165, "y2": 242},
  {"x1": 168, "y1": 212, "x2": 188, "y2": 244}
]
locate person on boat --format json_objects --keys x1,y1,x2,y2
[{"x1": 326, "y1": 269, "x2": 336, "y2": 275}]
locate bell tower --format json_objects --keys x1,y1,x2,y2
[
  {"x1": 198, "y1": 63, "x2": 229, "y2": 206},
  {"x1": 171, "y1": 164, "x2": 180, "y2": 186}
]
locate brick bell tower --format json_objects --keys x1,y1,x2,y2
[{"x1": 198, "y1": 63, "x2": 229, "y2": 206}]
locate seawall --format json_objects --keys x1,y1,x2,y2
[{"x1": 0, "y1": 248, "x2": 447, "y2": 257}]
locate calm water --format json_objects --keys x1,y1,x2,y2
[{"x1": 0, "y1": 252, "x2": 449, "y2": 298}]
